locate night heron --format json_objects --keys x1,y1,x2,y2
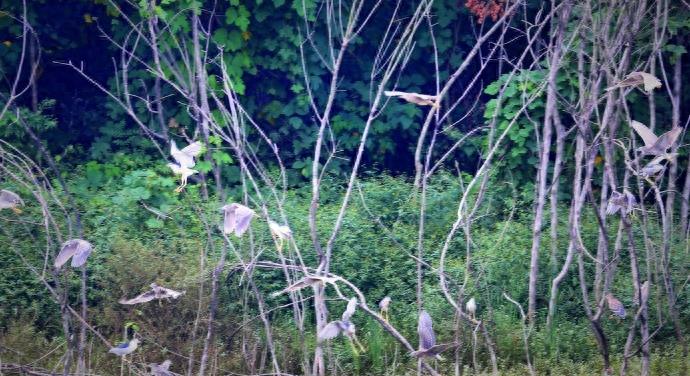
[
  {"x1": 119, "y1": 283, "x2": 185, "y2": 305},
  {"x1": 466, "y1": 298, "x2": 477, "y2": 320},
  {"x1": 317, "y1": 298, "x2": 366, "y2": 354},
  {"x1": 108, "y1": 337, "x2": 139, "y2": 356},
  {"x1": 149, "y1": 360, "x2": 173, "y2": 376},
  {"x1": 222, "y1": 203, "x2": 255, "y2": 237},
  {"x1": 268, "y1": 220, "x2": 292, "y2": 251},
  {"x1": 54, "y1": 239, "x2": 94, "y2": 269},
  {"x1": 630, "y1": 120, "x2": 682, "y2": 156},
  {"x1": 605, "y1": 293, "x2": 626, "y2": 318},
  {"x1": 384, "y1": 91, "x2": 439, "y2": 107},
  {"x1": 0, "y1": 189, "x2": 23, "y2": 213},
  {"x1": 168, "y1": 140, "x2": 203, "y2": 192},
  {"x1": 633, "y1": 281, "x2": 650, "y2": 306},
  {"x1": 605, "y1": 72, "x2": 661, "y2": 93},
  {"x1": 379, "y1": 296, "x2": 391, "y2": 321},
  {"x1": 410, "y1": 310, "x2": 458, "y2": 359},
  {"x1": 639, "y1": 153, "x2": 675, "y2": 178},
  {"x1": 271, "y1": 275, "x2": 339, "y2": 297},
  {"x1": 606, "y1": 190, "x2": 636, "y2": 216}
]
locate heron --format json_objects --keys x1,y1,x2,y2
[
  {"x1": 606, "y1": 190, "x2": 636, "y2": 216},
  {"x1": 0, "y1": 189, "x2": 23, "y2": 213},
  {"x1": 410, "y1": 310, "x2": 458, "y2": 359},
  {"x1": 605, "y1": 293, "x2": 626, "y2": 318},
  {"x1": 149, "y1": 360, "x2": 173, "y2": 376},
  {"x1": 222, "y1": 203, "x2": 255, "y2": 237},
  {"x1": 268, "y1": 220, "x2": 292, "y2": 250},
  {"x1": 271, "y1": 275, "x2": 339, "y2": 297},
  {"x1": 317, "y1": 298, "x2": 366, "y2": 354},
  {"x1": 384, "y1": 90, "x2": 439, "y2": 107},
  {"x1": 630, "y1": 120, "x2": 682, "y2": 156},
  {"x1": 54, "y1": 239, "x2": 94, "y2": 269},
  {"x1": 168, "y1": 140, "x2": 203, "y2": 192},
  {"x1": 633, "y1": 281, "x2": 650, "y2": 306},
  {"x1": 119, "y1": 283, "x2": 185, "y2": 305},
  {"x1": 378, "y1": 296, "x2": 391, "y2": 322},
  {"x1": 466, "y1": 297, "x2": 477, "y2": 320},
  {"x1": 605, "y1": 72, "x2": 661, "y2": 94},
  {"x1": 108, "y1": 337, "x2": 140, "y2": 356},
  {"x1": 639, "y1": 153, "x2": 675, "y2": 178}
]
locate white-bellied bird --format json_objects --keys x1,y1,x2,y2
[
  {"x1": 379, "y1": 296, "x2": 391, "y2": 321},
  {"x1": 466, "y1": 297, "x2": 477, "y2": 320},
  {"x1": 108, "y1": 338, "x2": 139, "y2": 356},
  {"x1": 168, "y1": 140, "x2": 203, "y2": 192}
]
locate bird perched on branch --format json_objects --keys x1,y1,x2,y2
[
  {"x1": 0, "y1": 189, "x2": 23, "y2": 213},
  {"x1": 54, "y1": 239, "x2": 94, "y2": 269},
  {"x1": 108, "y1": 337, "x2": 140, "y2": 356},
  {"x1": 639, "y1": 153, "x2": 676, "y2": 178},
  {"x1": 317, "y1": 298, "x2": 366, "y2": 354},
  {"x1": 605, "y1": 71, "x2": 661, "y2": 94},
  {"x1": 168, "y1": 140, "x2": 203, "y2": 192},
  {"x1": 271, "y1": 275, "x2": 339, "y2": 297},
  {"x1": 119, "y1": 283, "x2": 185, "y2": 305},
  {"x1": 384, "y1": 90, "x2": 439, "y2": 107},
  {"x1": 606, "y1": 190, "x2": 636, "y2": 216},
  {"x1": 630, "y1": 120, "x2": 682, "y2": 157},
  {"x1": 221, "y1": 203, "x2": 255, "y2": 237},
  {"x1": 466, "y1": 297, "x2": 477, "y2": 320},
  {"x1": 410, "y1": 310, "x2": 458, "y2": 359},
  {"x1": 379, "y1": 296, "x2": 391, "y2": 322},
  {"x1": 605, "y1": 293, "x2": 626, "y2": 318},
  {"x1": 633, "y1": 281, "x2": 650, "y2": 307},
  {"x1": 149, "y1": 360, "x2": 173, "y2": 376}
]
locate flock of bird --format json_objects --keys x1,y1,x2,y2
[{"x1": 0, "y1": 74, "x2": 678, "y2": 372}]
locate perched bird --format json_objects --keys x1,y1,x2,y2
[
  {"x1": 378, "y1": 296, "x2": 391, "y2": 321},
  {"x1": 466, "y1": 297, "x2": 477, "y2": 320},
  {"x1": 0, "y1": 189, "x2": 23, "y2": 213},
  {"x1": 268, "y1": 220, "x2": 292, "y2": 239},
  {"x1": 317, "y1": 298, "x2": 365, "y2": 354},
  {"x1": 271, "y1": 275, "x2": 339, "y2": 297},
  {"x1": 55, "y1": 239, "x2": 94, "y2": 269},
  {"x1": 605, "y1": 293, "x2": 626, "y2": 318},
  {"x1": 221, "y1": 203, "x2": 255, "y2": 237},
  {"x1": 410, "y1": 310, "x2": 458, "y2": 359},
  {"x1": 168, "y1": 140, "x2": 203, "y2": 192},
  {"x1": 119, "y1": 283, "x2": 185, "y2": 305},
  {"x1": 639, "y1": 153, "x2": 675, "y2": 178},
  {"x1": 606, "y1": 190, "x2": 636, "y2": 216},
  {"x1": 633, "y1": 281, "x2": 650, "y2": 306},
  {"x1": 605, "y1": 72, "x2": 662, "y2": 94},
  {"x1": 384, "y1": 90, "x2": 439, "y2": 107},
  {"x1": 108, "y1": 338, "x2": 140, "y2": 356},
  {"x1": 630, "y1": 120, "x2": 682, "y2": 156},
  {"x1": 149, "y1": 360, "x2": 173, "y2": 376}
]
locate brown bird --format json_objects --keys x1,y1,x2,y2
[
  {"x1": 630, "y1": 120, "x2": 682, "y2": 156},
  {"x1": 410, "y1": 310, "x2": 458, "y2": 359},
  {"x1": 639, "y1": 153, "x2": 675, "y2": 178},
  {"x1": 606, "y1": 190, "x2": 636, "y2": 216},
  {"x1": 605, "y1": 293, "x2": 626, "y2": 318},
  {"x1": 119, "y1": 283, "x2": 185, "y2": 305},
  {"x1": 633, "y1": 281, "x2": 650, "y2": 306},
  {"x1": 271, "y1": 275, "x2": 339, "y2": 297},
  {"x1": 0, "y1": 189, "x2": 23, "y2": 213},
  {"x1": 55, "y1": 239, "x2": 94, "y2": 269},
  {"x1": 605, "y1": 71, "x2": 661, "y2": 94},
  {"x1": 384, "y1": 90, "x2": 439, "y2": 107}
]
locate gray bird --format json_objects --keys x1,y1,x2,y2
[
  {"x1": 606, "y1": 190, "x2": 636, "y2": 216},
  {"x1": 639, "y1": 153, "x2": 675, "y2": 178},
  {"x1": 384, "y1": 90, "x2": 439, "y2": 107},
  {"x1": 271, "y1": 275, "x2": 339, "y2": 297},
  {"x1": 119, "y1": 283, "x2": 185, "y2": 305},
  {"x1": 605, "y1": 72, "x2": 662, "y2": 94},
  {"x1": 379, "y1": 296, "x2": 391, "y2": 321},
  {"x1": 630, "y1": 120, "x2": 682, "y2": 156},
  {"x1": 108, "y1": 337, "x2": 139, "y2": 356},
  {"x1": 54, "y1": 239, "x2": 94, "y2": 269},
  {"x1": 0, "y1": 189, "x2": 23, "y2": 213},
  {"x1": 149, "y1": 360, "x2": 173, "y2": 376},
  {"x1": 317, "y1": 298, "x2": 366, "y2": 353},
  {"x1": 605, "y1": 293, "x2": 626, "y2": 318},
  {"x1": 410, "y1": 310, "x2": 458, "y2": 359},
  {"x1": 221, "y1": 203, "x2": 255, "y2": 237}
]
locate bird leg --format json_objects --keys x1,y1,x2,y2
[
  {"x1": 351, "y1": 334, "x2": 366, "y2": 353},
  {"x1": 380, "y1": 309, "x2": 389, "y2": 322},
  {"x1": 175, "y1": 177, "x2": 187, "y2": 193},
  {"x1": 11, "y1": 207, "x2": 22, "y2": 214}
]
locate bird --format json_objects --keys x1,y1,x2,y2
[
  {"x1": 605, "y1": 71, "x2": 662, "y2": 94},
  {"x1": 108, "y1": 337, "x2": 140, "y2": 356},
  {"x1": 466, "y1": 297, "x2": 477, "y2": 320},
  {"x1": 271, "y1": 275, "x2": 339, "y2": 297},
  {"x1": 384, "y1": 90, "x2": 439, "y2": 107},
  {"x1": 149, "y1": 360, "x2": 173, "y2": 376},
  {"x1": 317, "y1": 298, "x2": 366, "y2": 354},
  {"x1": 0, "y1": 189, "x2": 23, "y2": 213},
  {"x1": 119, "y1": 283, "x2": 185, "y2": 305},
  {"x1": 630, "y1": 120, "x2": 682, "y2": 156},
  {"x1": 633, "y1": 281, "x2": 650, "y2": 306},
  {"x1": 221, "y1": 203, "x2": 255, "y2": 237},
  {"x1": 168, "y1": 140, "x2": 203, "y2": 192},
  {"x1": 268, "y1": 220, "x2": 292, "y2": 250},
  {"x1": 606, "y1": 190, "x2": 636, "y2": 216},
  {"x1": 54, "y1": 239, "x2": 94, "y2": 269},
  {"x1": 605, "y1": 293, "x2": 626, "y2": 318},
  {"x1": 639, "y1": 153, "x2": 675, "y2": 178},
  {"x1": 410, "y1": 310, "x2": 458, "y2": 359},
  {"x1": 378, "y1": 296, "x2": 391, "y2": 321}
]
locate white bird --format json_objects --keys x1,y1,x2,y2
[
  {"x1": 221, "y1": 203, "x2": 255, "y2": 237},
  {"x1": 384, "y1": 90, "x2": 439, "y2": 107},
  {"x1": 0, "y1": 189, "x2": 23, "y2": 213},
  {"x1": 108, "y1": 338, "x2": 139, "y2": 356},
  {"x1": 149, "y1": 360, "x2": 173, "y2": 376},
  {"x1": 169, "y1": 140, "x2": 203, "y2": 192},
  {"x1": 379, "y1": 296, "x2": 391, "y2": 321},
  {"x1": 54, "y1": 239, "x2": 94, "y2": 269},
  {"x1": 466, "y1": 297, "x2": 477, "y2": 320},
  {"x1": 168, "y1": 163, "x2": 199, "y2": 193}
]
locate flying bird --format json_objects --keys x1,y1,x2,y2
[
  {"x1": 317, "y1": 298, "x2": 365, "y2": 354},
  {"x1": 268, "y1": 220, "x2": 292, "y2": 250},
  {"x1": 639, "y1": 153, "x2": 675, "y2": 178},
  {"x1": 55, "y1": 239, "x2": 94, "y2": 269},
  {"x1": 119, "y1": 283, "x2": 185, "y2": 305},
  {"x1": 222, "y1": 203, "x2": 255, "y2": 237},
  {"x1": 466, "y1": 297, "x2": 477, "y2": 320},
  {"x1": 605, "y1": 293, "x2": 626, "y2": 318},
  {"x1": 271, "y1": 275, "x2": 339, "y2": 297},
  {"x1": 410, "y1": 310, "x2": 458, "y2": 359},
  {"x1": 606, "y1": 190, "x2": 636, "y2": 216},
  {"x1": 384, "y1": 90, "x2": 439, "y2": 107},
  {"x1": 108, "y1": 338, "x2": 139, "y2": 356},
  {"x1": 605, "y1": 72, "x2": 662, "y2": 94},
  {"x1": 149, "y1": 360, "x2": 173, "y2": 376},
  {"x1": 0, "y1": 189, "x2": 23, "y2": 213},
  {"x1": 379, "y1": 296, "x2": 391, "y2": 321},
  {"x1": 168, "y1": 140, "x2": 203, "y2": 192},
  {"x1": 630, "y1": 120, "x2": 682, "y2": 156}
]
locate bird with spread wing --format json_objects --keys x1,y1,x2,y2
[
  {"x1": 119, "y1": 283, "x2": 185, "y2": 305},
  {"x1": 55, "y1": 239, "x2": 94, "y2": 269},
  {"x1": 629, "y1": 120, "x2": 682, "y2": 157},
  {"x1": 384, "y1": 90, "x2": 439, "y2": 107},
  {"x1": 317, "y1": 298, "x2": 366, "y2": 354},
  {"x1": 410, "y1": 310, "x2": 458, "y2": 359},
  {"x1": 222, "y1": 203, "x2": 255, "y2": 237},
  {"x1": 168, "y1": 140, "x2": 203, "y2": 192}
]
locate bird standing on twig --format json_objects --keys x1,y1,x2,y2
[
  {"x1": 605, "y1": 293, "x2": 626, "y2": 318},
  {"x1": 149, "y1": 360, "x2": 173, "y2": 376},
  {"x1": 108, "y1": 337, "x2": 140, "y2": 356},
  {"x1": 384, "y1": 90, "x2": 439, "y2": 107},
  {"x1": 317, "y1": 298, "x2": 366, "y2": 354},
  {"x1": 0, "y1": 189, "x2": 23, "y2": 214},
  {"x1": 379, "y1": 296, "x2": 391, "y2": 322},
  {"x1": 466, "y1": 297, "x2": 477, "y2": 320}
]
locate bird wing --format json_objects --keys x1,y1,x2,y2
[
  {"x1": 427, "y1": 343, "x2": 458, "y2": 356},
  {"x1": 269, "y1": 220, "x2": 291, "y2": 239},
  {"x1": 55, "y1": 240, "x2": 80, "y2": 268},
  {"x1": 233, "y1": 204, "x2": 255, "y2": 236},
  {"x1": 158, "y1": 286, "x2": 184, "y2": 299},
  {"x1": 418, "y1": 310, "x2": 436, "y2": 349},
  {"x1": 70, "y1": 240, "x2": 93, "y2": 267},
  {"x1": 317, "y1": 321, "x2": 343, "y2": 342},
  {"x1": 181, "y1": 141, "x2": 203, "y2": 157},
  {"x1": 168, "y1": 163, "x2": 183, "y2": 174},
  {"x1": 630, "y1": 120, "x2": 658, "y2": 147},
  {"x1": 170, "y1": 141, "x2": 197, "y2": 168},
  {"x1": 222, "y1": 204, "x2": 237, "y2": 235},
  {"x1": 654, "y1": 126, "x2": 682, "y2": 151},
  {"x1": 119, "y1": 290, "x2": 157, "y2": 304},
  {"x1": 637, "y1": 72, "x2": 662, "y2": 93},
  {"x1": 384, "y1": 90, "x2": 404, "y2": 97},
  {"x1": 341, "y1": 298, "x2": 357, "y2": 322}
]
